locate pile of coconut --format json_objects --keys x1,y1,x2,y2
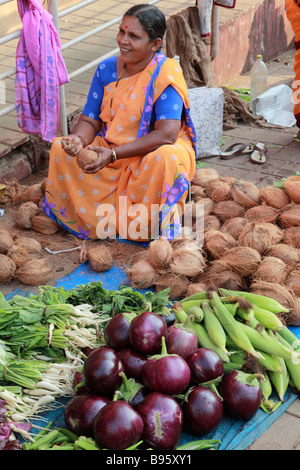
[{"x1": 126, "y1": 169, "x2": 300, "y2": 326}]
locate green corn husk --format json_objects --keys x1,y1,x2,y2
[
  {"x1": 219, "y1": 289, "x2": 289, "y2": 314},
  {"x1": 259, "y1": 372, "x2": 282, "y2": 414},
  {"x1": 252, "y1": 305, "x2": 283, "y2": 331},
  {"x1": 172, "y1": 303, "x2": 230, "y2": 362},
  {"x1": 181, "y1": 291, "x2": 208, "y2": 303},
  {"x1": 202, "y1": 301, "x2": 228, "y2": 355},
  {"x1": 210, "y1": 292, "x2": 263, "y2": 360},
  {"x1": 277, "y1": 334, "x2": 300, "y2": 392},
  {"x1": 277, "y1": 325, "x2": 300, "y2": 351},
  {"x1": 238, "y1": 322, "x2": 300, "y2": 362}
]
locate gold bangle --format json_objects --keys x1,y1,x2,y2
[{"x1": 111, "y1": 148, "x2": 117, "y2": 163}]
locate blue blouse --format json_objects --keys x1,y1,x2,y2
[{"x1": 82, "y1": 56, "x2": 183, "y2": 124}]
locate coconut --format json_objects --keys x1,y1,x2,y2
[
  {"x1": 231, "y1": 180, "x2": 260, "y2": 208},
  {"x1": 203, "y1": 214, "x2": 221, "y2": 232},
  {"x1": 17, "y1": 183, "x2": 44, "y2": 204},
  {"x1": 87, "y1": 244, "x2": 113, "y2": 272},
  {"x1": 0, "y1": 229, "x2": 14, "y2": 254},
  {"x1": 15, "y1": 259, "x2": 52, "y2": 285},
  {"x1": 245, "y1": 205, "x2": 279, "y2": 224},
  {"x1": 220, "y1": 217, "x2": 248, "y2": 240},
  {"x1": 14, "y1": 236, "x2": 42, "y2": 258},
  {"x1": 191, "y1": 185, "x2": 206, "y2": 199},
  {"x1": 284, "y1": 226, "x2": 300, "y2": 248},
  {"x1": 205, "y1": 180, "x2": 231, "y2": 202},
  {"x1": 264, "y1": 243, "x2": 299, "y2": 268},
  {"x1": 128, "y1": 250, "x2": 148, "y2": 266},
  {"x1": 259, "y1": 186, "x2": 291, "y2": 209},
  {"x1": 76, "y1": 148, "x2": 99, "y2": 170},
  {"x1": 185, "y1": 282, "x2": 208, "y2": 297},
  {"x1": 204, "y1": 230, "x2": 236, "y2": 259},
  {"x1": 288, "y1": 297, "x2": 300, "y2": 325},
  {"x1": 190, "y1": 198, "x2": 214, "y2": 218},
  {"x1": 237, "y1": 222, "x2": 284, "y2": 254},
  {"x1": 147, "y1": 237, "x2": 173, "y2": 269},
  {"x1": 285, "y1": 270, "x2": 300, "y2": 296},
  {"x1": 199, "y1": 260, "x2": 248, "y2": 291},
  {"x1": 220, "y1": 246, "x2": 261, "y2": 277},
  {"x1": 0, "y1": 254, "x2": 16, "y2": 283},
  {"x1": 213, "y1": 200, "x2": 245, "y2": 221},
  {"x1": 279, "y1": 203, "x2": 300, "y2": 227},
  {"x1": 170, "y1": 247, "x2": 206, "y2": 277},
  {"x1": 14, "y1": 201, "x2": 39, "y2": 229},
  {"x1": 155, "y1": 272, "x2": 189, "y2": 299},
  {"x1": 7, "y1": 246, "x2": 33, "y2": 268},
  {"x1": 127, "y1": 259, "x2": 157, "y2": 289},
  {"x1": 31, "y1": 215, "x2": 59, "y2": 234},
  {"x1": 191, "y1": 168, "x2": 219, "y2": 187},
  {"x1": 254, "y1": 256, "x2": 289, "y2": 284},
  {"x1": 282, "y1": 175, "x2": 300, "y2": 203}
]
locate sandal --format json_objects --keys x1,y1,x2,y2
[
  {"x1": 250, "y1": 142, "x2": 267, "y2": 164},
  {"x1": 220, "y1": 143, "x2": 253, "y2": 160}
]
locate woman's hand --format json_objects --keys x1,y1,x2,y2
[
  {"x1": 61, "y1": 135, "x2": 84, "y2": 156},
  {"x1": 82, "y1": 146, "x2": 113, "y2": 173}
]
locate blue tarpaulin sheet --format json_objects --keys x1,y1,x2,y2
[{"x1": 6, "y1": 260, "x2": 300, "y2": 450}]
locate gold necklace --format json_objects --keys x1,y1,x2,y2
[{"x1": 110, "y1": 63, "x2": 126, "y2": 118}]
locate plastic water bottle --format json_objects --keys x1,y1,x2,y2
[{"x1": 250, "y1": 54, "x2": 268, "y2": 113}]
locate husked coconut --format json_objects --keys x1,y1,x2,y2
[
  {"x1": 87, "y1": 244, "x2": 113, "y2": 272},
  {"x1": 254, "y1": 256, "x2": 289, "y2": 284},
  {"x1": 31, "y1": 215, "x2": 59, "y2": 234},
  {"x1": 0, "y1": 254, "x2": 16, "y2": 283},
  {"x1": 259, "y1": 186, "x2": 291, "y2": 209},
  {"x1": 14, "y1": 201, "x2": 39, "y2": 229},
  {"x1": 147, "y1": 238, "x2": 173, "y2": 269},
  {"x1": 170, "y1": 247, "x2": 206, "y2": 277},
  {"x1": 0, "y1": 229, "x2": 14, "y2": 254},
  {"x1": 155, "y1": 272, "x2": 189, "y2": 299},
  {"x1": 213, "y1": 200, "x2": 245, "y2": 221},
  {"x1": 282, "y1": 175, "x2": 300, "y2": 203},
  {"x1": 14, "y1": 236, "x2": 42, "y2": 258},
  {"x1": 127, "y1": 259, "x2": 157, "y2": 289},
  {"x1": 15, "y1": 259, "x2": 53, "y2": 285},
  {"x1": 231, "y1": 180, "x2": 260, "y2": 208},
  {"x1": 76, "y1": 149, "x2": 99, "y2": 170},
  {"x1": 220, "y1": 217, "x2": 248, "y2": 240}
]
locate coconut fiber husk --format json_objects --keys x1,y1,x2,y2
[{"x1": 165, "y1": 6, "x2": 284, "y2": 130}]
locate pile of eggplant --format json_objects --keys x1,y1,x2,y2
[{"x1": 65, "y1": 306, "x2": 264, "y2": 450}]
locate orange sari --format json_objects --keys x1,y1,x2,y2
[
  {"x1": 286, "y1": 0, "x2": 300, "y2": 127},
  {"x1": 43, "y1": 54, "x2": 196, "y2": 242}
]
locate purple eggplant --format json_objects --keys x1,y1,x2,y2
[
  {"x1": 72, "y1": 369, "x2": 89, "y2": 395},
  {"x1": 117, "y1": 347, "x2": 147, "y2": 379},
  {"x1": 141, "y1": 337, "x2": 191, "y2": 395},
  {"x1": 137, "y1": 392, "x2": 183, "y2": 450},
  {"x1": 186, "y1": 348, "x2": 224, "y2": 384},
  {"x1": 104, "y1": 313, "x2": 136, "y2": 350},
  {"x1": 166, "y1": 324, "x2": 198, "y2": 359},
  {"x1": 128, "y1": 311, "x2": 167, "y2": 355},
  {"x1": 118, "y1": 372, "x2": 149, "y2": 409},
  {"x1": 220, "y1": 370, "x2": 262, "y2": 420},
  {"x1": 64, "y1": 394, "x2": 109, "y2": 437},
  {"x1": 83, "y1": 346, "x2": 124, "y2": 396},
  {"x1": 93, "y1": 400, "x2": 144, "y2": 450},
  {"x1": 182, "y1": 386, "x2": 224, "y2": 436}
]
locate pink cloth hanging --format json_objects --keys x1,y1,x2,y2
[{"x1": 15, "y1": 0, "x2": 69, "y2": 142}]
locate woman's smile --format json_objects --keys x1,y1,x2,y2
[{"x1": 116, "y1": 15, "x2": 155, "y2": 71}]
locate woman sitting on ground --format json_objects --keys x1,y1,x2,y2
[{"x1": 43, "y1": 3, "x2": 197, "y2": 242}]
